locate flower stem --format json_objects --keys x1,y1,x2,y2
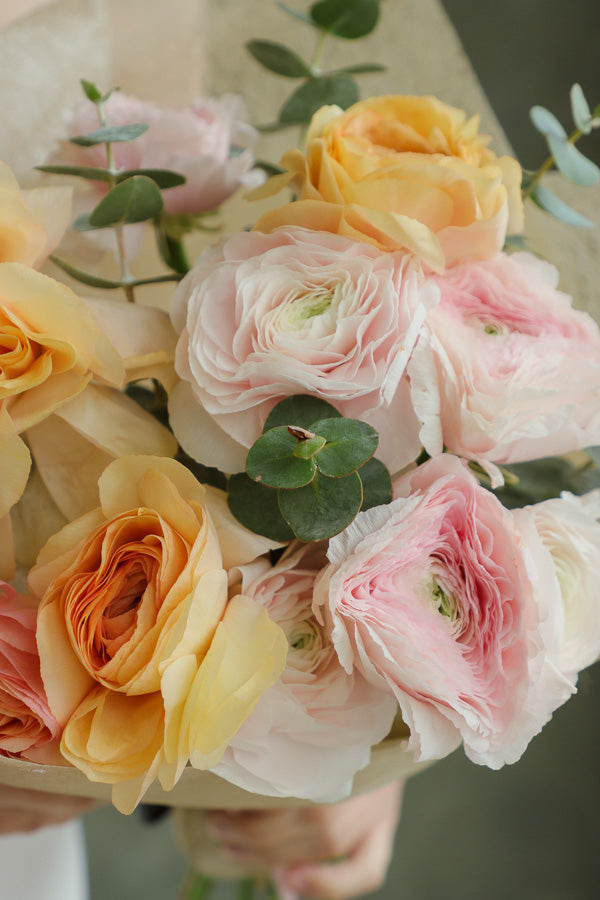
[{"x1": 522, "y1": 126, "x2": 585, "y2": 198}]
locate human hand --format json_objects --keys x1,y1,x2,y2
[
  {"x1": 206, "y1": 780, "x2": 404, "y2": 899},
  {"x1": 0, "y1": 783, "x2": 98, "y2": 835}
]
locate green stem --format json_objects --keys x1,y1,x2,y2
[
  {"x1": 522, "y1": 126, "x2": 585, "y2": 198},
  {"x1": 179, "y1": 872, "x2": 214, "y2": 900}
]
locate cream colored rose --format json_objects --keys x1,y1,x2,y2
[
  {"x1": 253, "y1": 95, "x2": 524, "y2": 272},
  {"x1": 0, "y1": 160, "x2": 71, "y2": 267},
  {"x1": 29, "y1": 456, "x2": 287, "y2": 812}
]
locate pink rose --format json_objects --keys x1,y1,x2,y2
[
  {"x1": 313, "y1": 454, "x2": 573, "y2": 768},
  {"x1": 513, "y1": 489, "x2": 600, "y2": 681},
  {"x1": 170, "y1": 226, "x2": 438, "y2": 472},
  {"x1": 0, "y1": 581, "x2": 61, "y2": 763},
  {"x1": 54, "y1": 92, "x2": 258, "y2": 215},
  {"x1": 410, "y1": 252, "x2": 600, "y2": 467},
  {"x1": 213, "y1": 543, "x2": 396, "y2": 801}
]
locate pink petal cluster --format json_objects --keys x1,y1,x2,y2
[
  {"x1": 410, "y1": 252, "x2": 600, "y2": 466},
  {"x1": 0, "y1": 581, "x2": 61, "y2": 763},
  {"x1": 213, "y1": 543, "x2": 396, "y2": 801},
  {"x1": 56, "y1": 92, "x2": 258, "y2": 215},
  {"x1": 313, "y1": 455, "x2": 573, "y2": 768},
  {"x1": 170, "y1": 226, "x2": 438, "y2": 473}
]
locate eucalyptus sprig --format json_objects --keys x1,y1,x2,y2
[
  {"x1": 37, "y1": 79, "x2": 189, "y2": 301},
  {"x1": 523, "y1": 83, "x2": 600, "y2": 228},
  {"x1": 247, "y1": 0, "x2": 384, "y2": 135},
  {"x1": 227, "y1": 395, "x2": 392, "y2": 542}
]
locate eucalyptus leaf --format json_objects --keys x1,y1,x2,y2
[
  {"x1": 227, "y1": 473, "x2": 294, "y2": 542},
  {"x1": 277, "y1": 1, "x2": 314, "y2": 24},
  {"x1": 530, "y1": 183, "x2": 594, "y2": 228},
  {"x1": 263, "y1": 396, "x2": 341, "y2": 433},
  {"x1": 72, "y1": 213, "x2": 108, "y2": 232},
  {"x1": 294, "y1": 434, "x2": 327, "y2": 458},
  {"x1": 80, "y1": 79, "x2": 102, "y2": 102},
  {"x1": 116, "y1": 168, "x2": 186, "y2": 189},
  {"x1": 279, "y1": 74, "x2": 359, "y2": 124},
  {"x1": 70, "y1": 123, "x2": 148, "y2": 146},
  {"x1": 529, "y1": 105, "x2": 566, "y2": 140},
  {"x1": 88, "y1": 175, "x2": 163, "y2": 227},
  {"x1": 503, "y1": 233, "x2": 533, "y2": 252},
  {"x1": 313, "y1": 418, "x2": 378, "y2": 477},
  {"x1": 278, "y1": 470, "x2": 363, "y2": 541},
  {"x1": 310, "y1": 0, "x2": 380, "y2": 39},
  {"x1": 495, "y1": 457, "x2": 599, "y2": 508},
  {"x1": 246, "y1": 40, "x2": 312, "y2": 78},
  {"x1": 570, "y1": 83, "x2": 593, "y2": 133},
  {"x1": 35, "y1": 164, "x2": 112, "y2": 183},
  {"x1": 358, "y1": 457, "x2": 392, "y2": 510},
  {"x1": 585, "y1": 446, "x2": 600, "y2": 468},
  {"x1": 546, "y1": 135, "x2": 600, "y2": 186},
  {"x1": 247, "y1": 427, "x2": 316, "y2": 488},
  {"x1": 49, "y1": 255, "x2": 125, "y2": 289}
]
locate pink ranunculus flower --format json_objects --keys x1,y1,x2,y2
[
  {"x1": 213, "y1": 542, "x2": 397, "y2": 801},
  {"x1": 0, "y1": 581, "x2": 61, "y2": 763},
  {"x1": 313, "y1": 454, "x2": 573, "y2": 768},
  {"x1": 513, "y1": 489, "x2": 600, "y2": 682},
  {"x1": 410, "y1": 252, "x2": 600, "y2": 468},
  {"x1": 170, "y1": 226, "x2": 439, "y2": 473},
  {"x1": 54, "y1": 92, "x2": 259, "y2": 215}
]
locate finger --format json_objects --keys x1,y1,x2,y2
[{"x1": 281, "y1": 812, "x2": 399, "y2": 900}]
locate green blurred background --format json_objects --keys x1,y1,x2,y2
[{"x1": 85, "y1": 2, "x2": 600, "y2": 898}]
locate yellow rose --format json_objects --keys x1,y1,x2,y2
[
  {"x1": 0, "y1": 160, "x2": 71, "y2": 267},
  {"x1": 253, "y1": 95, "x2": 524, "y2": 271},
  {"x1": 28, "y1": 456, "x2": 287, "y2": 813}
]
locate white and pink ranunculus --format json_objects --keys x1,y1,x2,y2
[
  {"x1": 513, "y1": 489, "x2": 600, "y2": 682},
  {"x1": 0, "y1": 581, "x2": 61, "y2": 763},
  {"x1": 56, "y1": 92, "x2": 259, "y2": 215},
  {"x1": 213, "y1": 543, "x2": 396, "y2": 801},
  {"x1": 170, "y1": 226, "x2": 438, "y2": 473},
  {"x1": 410, "y1": 252, "x2": 600, "y2": 468},
  {"x1": 313, "y1": 454, "x2": 573, "y2": 768}
]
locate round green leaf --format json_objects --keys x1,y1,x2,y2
[
  {"x1": 246, "y1": 40, "x2": 312, "y2": 78},
  {"x1": 279, "y1": 470, "x2": 363, "y2": 541},
  {"x1": 547, "y1": 135, "x2": 600, "y2": 186},
  {"x1": 358, "y1": 457, "x2": 392, "y2": 510},
  {"x1": 227, "y1": 473, "x2": 294, "y2": 542},
  {"x1": 70, "y1": 123, "x2": 149, "y2": 146},
  {"x1": 310, "y1": 0, "x2": 380, "y2": 39},
  {"x1": 279, "y1": 74, "x2": 359, "y2": 124},
  {"x1": 88, "y1": 175, "x2": 164, "y2": 227},
  {"x1": 263, "y1": 396, "x2": 341, "y2": 433},
  {"x1": 247, "y1": 426, "x2": 316, "y2": 488},
  {"x1": 529, "y1": 106, "x2": 566, "y2": 140},
  {"x1": 570, "y1": 83, "x2": 593, "y2": 134},
  {"x1": 313, "y1": 417, "x2": 378, "y2": 476}
]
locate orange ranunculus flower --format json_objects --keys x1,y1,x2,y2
[
  {"x1": 253, "y1": 95, "x2": 524, "y2": 272},
  {"x1": 28, "y1": 455, "x2": 287, "y2": 812},
  {"x1": 0, "y1": 160, "x2": 71, "y2": 267}
]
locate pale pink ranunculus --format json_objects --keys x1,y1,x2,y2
[
  {"x1": 0, "y1": 581, "x2": 61, "y2": 763},
  {"x1": 410, "y1": 252, "x2": 600, "y2": 467},
  {"x1": 55, "y1": 92, "x2": 259, "y2": 215},
  {"x1": 513, "y1": 489, "x2": 600, "y2": 682},
  {"x1": 170, "y1": 226, "x2": 438, "y2": 473},
  {"x1": 213, "y1": 543, "x2": 397, "y2": 801},
  {"x1": 313, "y1": 454, "x2": 573, "y2": 768}
]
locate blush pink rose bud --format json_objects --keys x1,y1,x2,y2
[
  {"x1": 54, "y1": 91, "x2": 259, "y2": 215},
  {"x1": 313, "y1": 454, "x2": 573, "y2": 769},
  {"x1": 213, "y1": 542, "x2": 396, "y2": 801},
  {"x1": 170, "y1": 226, "x2": 438, "y2": 473},
  {"x1": 0, "y1": 581, "x2": 61, "y2": 763},
  {"x1": 410, "y1": 252, "x2": 600, "y2": 467}
]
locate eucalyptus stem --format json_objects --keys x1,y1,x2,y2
[
  {"x1": 179, "y1": 872, "x2": 215, "y2": 900},
  {"x1": 298, "y1": 28, "x2": 331, "y2": 150},
  {"x1": 522, "y1": 126, "x2": 585, "y2": 198}
]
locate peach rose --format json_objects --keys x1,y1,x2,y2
[
  {"x1": 0, "y1": 581, "x2": 61, "y2": 764},
  {"x1": 28, "y1": 456, "x2": 287, "y2": 812},
  {"x1": 0, "y1": 160, "x2": 71, "y2": 267},
  {"x1": 253, "y1": 95, "x2": 523, "y2": 272}
]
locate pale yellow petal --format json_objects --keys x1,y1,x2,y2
[
  {"x1": 0, "y1": 514, "x2": 15, "y2": 581},
  {"x1": 11, "y1": 463, "x2": 68, "y2": 569},
  {"x1": 23, "y1": 185, "x2": 72, "y2": 266},
  {"x1": 0, "y1": 406, "x2": 30, "y2": 518},
  {"x1": 98, "y1": 454, "x2": 206, "y2": 520}
]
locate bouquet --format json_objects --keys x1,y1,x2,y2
[{"x1": 1, "y1": 0, "x2": 600, "y2": 894}]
